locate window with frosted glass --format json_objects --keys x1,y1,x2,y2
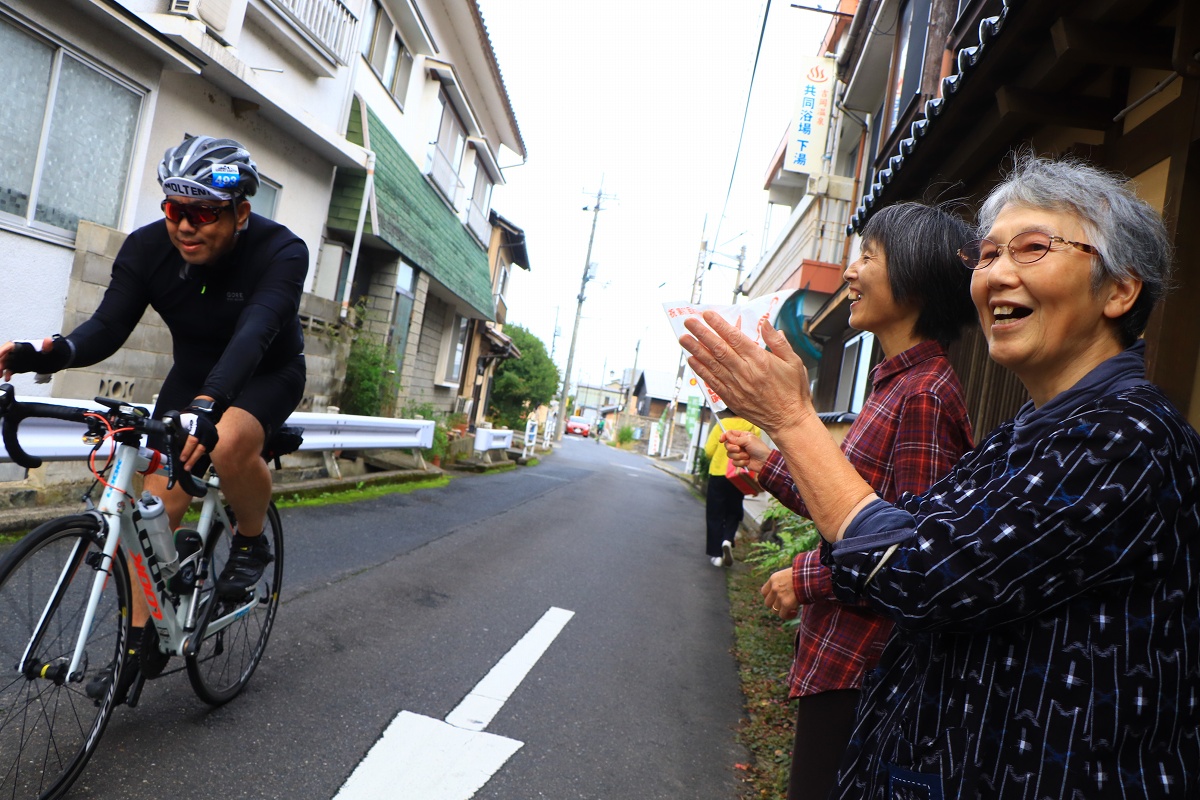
[
  {"x1": 252, "y1": 178, "x2": 280, "y2": 219},
  {"x1": 443, "y1": 312, "x2": 469, "y2": 383},
  {"x1": 0, "y1": 16, "x2": 142, "y2": 234},
  {"x1": 0, "y1": 18, "x2": 52, "y2": 219},
  {"x1": 390, "y1": 263, "x2": 415, "y2": 376}
]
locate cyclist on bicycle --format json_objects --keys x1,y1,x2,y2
[{"x1": 0, "y1": 134, "x2": 307, "y2": 702}]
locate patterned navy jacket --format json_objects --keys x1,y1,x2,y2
[{"x1": 824, "y1": 342, "x2": 1200, "y2": 799}]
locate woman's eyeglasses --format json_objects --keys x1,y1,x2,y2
[
  {"x1": 958, "y1": 231, "x2": 1099, "y2": 270},
  {"x1": 161, "y1": 199, "x2": 231, "y2": 227}
]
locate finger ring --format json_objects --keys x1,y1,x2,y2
[{"x1": 772, "y1": 605, "x2": 780, "y2": 612}]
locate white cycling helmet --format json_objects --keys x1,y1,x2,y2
[{"x1": 158, "y1": 135, "x2": 260, "y2": 201}]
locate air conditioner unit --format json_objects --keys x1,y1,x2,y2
[
  {"x1": 169, "y1": 0, "x2": 233, "y2": 33},
  {"x1": 806, "y1": 173, "x2": 856, "y2": 201},
  {"x1": 454, "y1": 397, "x2": 473, "y2": 416}
]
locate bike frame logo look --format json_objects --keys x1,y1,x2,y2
[{"x1": 133, "y1": 526, "x2": 176, "y2": 622}]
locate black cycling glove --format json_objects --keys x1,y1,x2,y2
[
  {"x1": 180, "y1": 403, "x2": 220, "y2": 452},
  {"x1": 5, "y1": 335, "x2": 72, "y2": 375}
]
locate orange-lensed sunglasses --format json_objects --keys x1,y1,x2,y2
[{"x1": 160, "y1": 199, "x2": 232, "y2": 227}]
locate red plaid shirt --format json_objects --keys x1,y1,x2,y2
[{"x1": 758, "y1": 340, "x2": 972, "y2": 697}]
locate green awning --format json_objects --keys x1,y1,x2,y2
[{"x1": 329, "y1": 101, "x2": 494, "y2": 321}]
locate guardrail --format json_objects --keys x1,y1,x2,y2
[
  {"x1": 0, "y1": 397, "x2": 435, "y2": 463},
  {"x1": 472, "y1": 428, "x2": 513, "y2": 453}
]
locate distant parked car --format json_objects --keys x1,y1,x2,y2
[{"x1": 566, "y1": 416, "x2": 591, "y2": 437}]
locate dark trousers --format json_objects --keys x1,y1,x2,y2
[
  {"x1": 788, "y1": 688, "x2": 861, "y2": 800},
  {"x1": 705, "y1": 474, "x2": 744, "y2": 557}
]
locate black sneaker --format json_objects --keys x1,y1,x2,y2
[
  {"x1": 85, "y1": 647, "x2": 139, "y2": 706},
  {"x1": 216, "y1": 534, "x2": 273, "y2": 598}
]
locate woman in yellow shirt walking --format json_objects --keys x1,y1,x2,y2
[{"x1": 703, "y1": 417, "x2": 761, "y2": 567}]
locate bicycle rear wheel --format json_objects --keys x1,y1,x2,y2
[
  {"x1": 0, "y1": 515, "x2": 131, "y2": 800},
  {"x1": 186, "y1": 502, "x2": 283, "y2": 705}
]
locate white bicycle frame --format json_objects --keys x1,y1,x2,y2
[{"x1": 34, "y1": 436, "x2": 249, "y2": 683}]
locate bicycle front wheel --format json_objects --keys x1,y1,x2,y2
[
  {"x1": 0, "y1": 515, "x2": 131, "y2": 800},
  {"x1": 186, "y1": 502, "x2": 283, "y2": 705}
]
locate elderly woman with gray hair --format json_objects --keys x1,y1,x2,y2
[{"x1": 683, "y1": 154, "x2": 1200, "y2": 798}]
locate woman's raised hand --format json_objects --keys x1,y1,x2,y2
[
  {"x1": 722, "y1": 429, "x2": 771, "y2": 473},
  {"x1": 680, "y1": 312, "x2": 814, "y2": 438}
]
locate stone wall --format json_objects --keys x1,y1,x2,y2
[
  {"x1": 298, "y1": 292, "x2": 351, "y2": 413},
  {"x1": 397, "y1": 274, "x2": 457, "y2": 416},
  {"x1": 51, "y1": 222, "x2": 171, "y2": 405}
]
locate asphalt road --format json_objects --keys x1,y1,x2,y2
[{"x1": 67, "y1": 436, "x2": 748, "y2": 799}]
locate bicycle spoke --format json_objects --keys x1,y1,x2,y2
[
  {"x1": 0, "y1": 517, "x2": 126, "y2": 800},
  {"x1": 186, "y1": 504, "x2": 282, "y2": 705}
]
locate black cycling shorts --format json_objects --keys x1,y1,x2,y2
[{"x1": 147, "y1": 354, "x2": 306, "y2": 455}]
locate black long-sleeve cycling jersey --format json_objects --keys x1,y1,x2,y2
[{"x1": 63, "y1": 213, "x2": 307, "y2": 412}]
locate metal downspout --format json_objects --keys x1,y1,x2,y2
[{"x1": 342, "y1": 149, "x2": 375, "y2": 319}]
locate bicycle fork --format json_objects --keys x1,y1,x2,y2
[
  {"x1": 21, "y1": 445, "x2": 141, "y2": 685},
  {"x1": 16, "y1": 525, "x2": 113, "y2": 685}
]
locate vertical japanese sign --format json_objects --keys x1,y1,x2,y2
[{"x1": 784, "y1": 55, "x2": 836, "y2": 175}]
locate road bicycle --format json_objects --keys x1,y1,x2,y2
[{"x1": 0, "y1": 384, "x2": 298, "y2": 799}]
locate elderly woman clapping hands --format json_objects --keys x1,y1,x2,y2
[{"x1": 682, "y1": 154, "x2": 1200, "y2": 798}]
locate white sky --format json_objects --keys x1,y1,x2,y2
[{"x1": 476, "y1": 0, "x2": 832, "y2": 392}]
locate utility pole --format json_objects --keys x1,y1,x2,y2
[
  {"x1": 554, "y1": 188, "x2": 608, "y2": 442},
  {"x1": 549, "y1": 306, "x2": 560, "y2": 361},
  {"x1": 662, "y1": 236, "x2": 709, "y2": 458},
  {"x1": 732, "y1": 244, "x2": 746, "y2": 302},
  {"x1": 622, "y1": 338, "x2": 641, "y2": 429}
]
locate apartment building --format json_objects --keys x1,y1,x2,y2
[{"x1": 325, "y1": 0, "x2": 526, "y2": 418}]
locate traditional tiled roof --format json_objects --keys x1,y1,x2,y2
[{"x1": 846, "y1": 0, "x2": 1017, "y2": 235}]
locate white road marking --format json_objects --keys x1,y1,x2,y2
[
  {"x1": 333, "y1": 607, "x2": 575, "y2": 800},
  {"x1": 445, "y1": 607, "x2": 574, "y2": 730}
]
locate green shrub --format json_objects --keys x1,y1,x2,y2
[
  {"x1": 400, "y1": 401, "x2": 452, "y2": 461},
  {"x1": 616, "y1": 424, "x2": 634, "y2": 445},
  {"x1": 745, "y1": 499, "x2": 821, "y2": 575},
  {"x1": 339, "y1": 333, "x2": 399, "y2": 417}
]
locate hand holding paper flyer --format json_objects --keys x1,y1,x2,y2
[{"x1": 663, "y1": 291, "x2": 796, "y2": 414}]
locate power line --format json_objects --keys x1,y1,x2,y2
[{"x1": 711, "y1": 0, "x2": 773, "y2": 257}]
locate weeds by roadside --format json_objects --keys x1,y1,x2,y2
[
  {"x1": 728, "y1": 498, "x2": 824, "y2": 799},
  {"x1": 727, "y1": 563, "x2": 795, "y2": 799},
  {"x1": 274, "y1": 475, "x2": 450, "y2": 508}
]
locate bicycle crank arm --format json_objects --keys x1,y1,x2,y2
[
  {"x1": 181, "y1": 592, "x2": 261, "y2": 658},
  {"x1": 124, "y1": 671, "x2": 148, "y2": 708}
]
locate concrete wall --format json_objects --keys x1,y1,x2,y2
[
  {"x1": 397, "y1": 285, "x2": 457, "y2": 415},
  {"x1": 0, "y1": 230, "x2": 75, "y2": 398},
  {"x1": 50, "y1": 222, "x2": 172, "y2": 405},
  {"x1": 298, "y1": 292, "x2": 351, "y2": 413}
]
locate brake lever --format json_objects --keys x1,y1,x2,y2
[{"x1": 160, "y1": 410, "x2": 207, "y2": 498}]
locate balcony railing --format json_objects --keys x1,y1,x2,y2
[
  {"x1": 263, "y1": 0, "x2": 358, "y2": 65},
  {"x1": 466, "y1": 200, "x2": 491, "y2": 244},
  {"x1": 427, "y1": 147, "x2": 465, "y2": 207}
]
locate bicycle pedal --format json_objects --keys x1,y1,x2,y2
[
  {"x1": 138, "y1": 625, "x2": 171, "y2": 679},
  {"x1": 124, "y1": 672, "x2": 147, "y2": 708}
]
